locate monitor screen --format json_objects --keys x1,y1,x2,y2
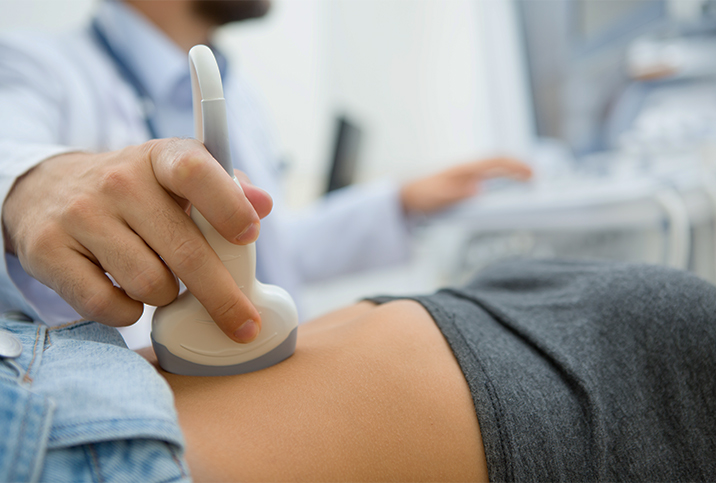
[
  {"x1": 572, "y1": 0, "x2": 665, "y2": 56},
  {"x1": 518, "y1": 0, "x2": 667, "y2": 154},
  {"x1": 325, "y1": 115, "x2": 363, "y2": 194}
]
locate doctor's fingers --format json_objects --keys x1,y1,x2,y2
[
  {"x1": 122, "y1": 186, "x2": 262, "y2": 344},
  {"x1": 458, "y1": 157, "x2": 533, "y2": 180},
  {"x1": 77, "y1": 225, "x2": 180, "y2": 308},
  {"x1": 148, "y1": 139, "x2": 262, "y2": 245},
  {"x1": 234, "y1": 170, "x2": 273, "y2": 220},
  {"x1": 24, "y1": 244, "x2": 145, "y2": 327}
]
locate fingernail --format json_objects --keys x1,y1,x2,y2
[
  {"x1": 235, "y1": 221, "x2": 260, "y2": 244},
  {"x1": 234, "y1": 319, "x2": 258, "y2": 342}
]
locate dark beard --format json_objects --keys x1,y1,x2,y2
[{"x1": 192, "y1": 0, "x2": 271, "y2": 26}]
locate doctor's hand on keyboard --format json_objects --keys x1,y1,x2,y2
[
  {"x1": 399, "y1": 157, "x2": 532, "y2": 215},
  {"x1": 2, "y1": 138, "x2": 272, "y2": 344}
]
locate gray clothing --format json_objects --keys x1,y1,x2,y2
[{"x1": 369, "y1": 259, "x2": 716, "y2": 482}]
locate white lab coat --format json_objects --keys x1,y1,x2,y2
[{"x1": 0, "y1": 1, "x2": 411, "y2": 326}]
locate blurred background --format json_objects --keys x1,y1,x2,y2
[{"x1": 5, "y1": 0, "x2": 716, "y2": 318}]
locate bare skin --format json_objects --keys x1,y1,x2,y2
[{"x1": 156, "y1": 300, "x2": 489, "y2": 482}]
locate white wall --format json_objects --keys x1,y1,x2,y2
[
  {"x1": 217, "y1": 0, "x2": 531, "y2": 207},
  {"x1": 325, "y1": 0, "x2": 494, "y2": 182},
  {"x1": 215, "y1": 0, "x2": 331, "y2": 206}
]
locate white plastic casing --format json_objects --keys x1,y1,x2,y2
[{"x1": 151, "y1": 45, "x2": 298, "y2": 375}]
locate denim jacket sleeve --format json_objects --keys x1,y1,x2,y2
[{"x1": 0, "y1": 318, "x2": 189, "y2": 483}]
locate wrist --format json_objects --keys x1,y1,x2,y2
[{"x1": 3, "y1": 165, "x2": 38, "y2": 256}]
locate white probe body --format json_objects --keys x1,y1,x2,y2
[{"x1": 151, "y1": 45, "x2": 298, "y2": 376}]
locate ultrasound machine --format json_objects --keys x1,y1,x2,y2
[{"x1": 426, "y1": 0, "x2": 716, "y2": 286}]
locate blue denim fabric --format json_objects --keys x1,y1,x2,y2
[{"x1": 0, "y1": 318, "x2": 190, "y2": 482}]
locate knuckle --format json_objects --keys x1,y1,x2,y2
[
  {"x1": 170, "y1": 236, "x2": 209, "y2": 276},
  {"x1": 220, "y1": 203, "x2": 252, "y2": 234},
  {"x1": 171, "y1": 149, "x2": 209, "y2": 182},
  {"x1": 23, "y1": 225, "x2": 63, "y2": 262},
  {"x1": 98, "y1": 168, "x2": 134, "y2": 197},
  {"x1": 125, "y1": 265, "x2": 172, "y2": 302},
  {"x1": 212, "y1": 295, "x2": 247, "y2": 327},
  {"x1": 76, "y1": 285, "x2": 115, "y2": 322},
  {"x1": 62, "y1": 194, "x2": 97, "y2": 225}
]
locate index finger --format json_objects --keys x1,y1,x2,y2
[
  {"x1": 124, "y1": 186, "x2": 261, "y2": 343},
  {"x1": 148, "y1": 138, "x2": 261, "y2": 245}
]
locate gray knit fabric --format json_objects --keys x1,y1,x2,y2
[{"x1": 368, "y1": 259, "x2": 716, "y2": 482}]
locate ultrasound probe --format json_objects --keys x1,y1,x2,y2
[{"x1": 151, "y1": 45, "x2": 298, "y2": 376}]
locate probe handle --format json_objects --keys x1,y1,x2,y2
[{"x1": 189, "y1": 45, "x2": 233, "y2": 175}]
